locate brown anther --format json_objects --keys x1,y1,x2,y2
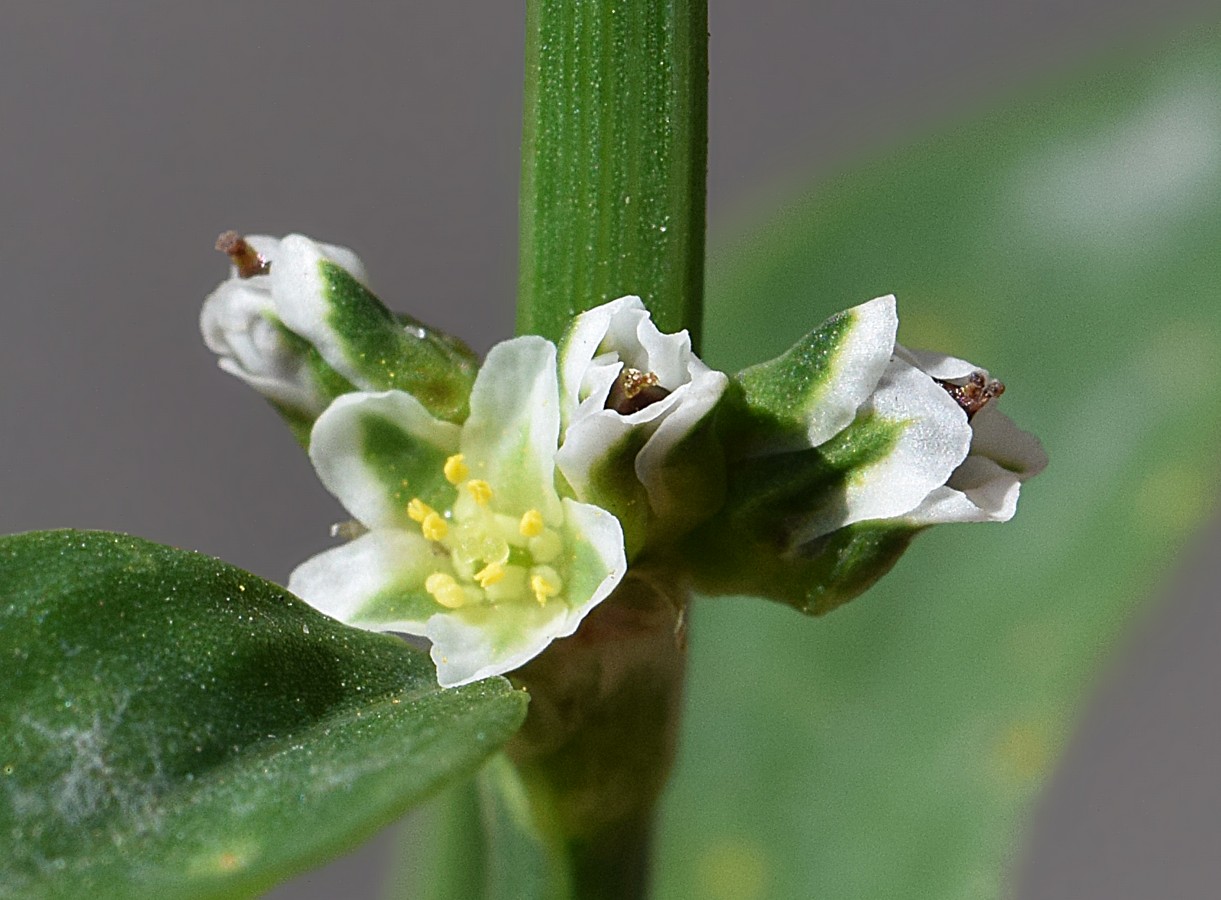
[
  {"x1": 606, "y1": 367, "x2": 672, "y2": 415},
  {"x1": 937, "y1": 371, "x2": 1005, "y2": 420},
  {"x1": 215, "y1": 231, "x2": 270, "y2": 278}
]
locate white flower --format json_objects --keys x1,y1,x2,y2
[
  {"x1": 200, "y1": 233, "x2": 367, "y2": 415},
  {"x1": 201, "y1": 232, "x2": 475, "y2": 426},
  {"x1": 556, "y1": 296, "x2": 729, "y2": 544},
  {"x1": 287, "y1": 336, "x2": 626, "y2": 687},
  {"x1": 731, "y1": 294, "x2": 1046, "y2": 547}
]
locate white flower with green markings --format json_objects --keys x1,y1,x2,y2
[
  {"x1": 557, "y1": 295, "x2": 729, "y2": 549},
  {"x1": 693, "y1": 293, "x2": 1045, "y2": 614},
  {"x1": 201, "y1": 232, "x2": 476, "y2": 438},
  {"x1": 201, "y1": 233, "x2": 366, "y2": 420},
  {"x1": 287, "y1": 336, "x2": 626, "y2": 687}
]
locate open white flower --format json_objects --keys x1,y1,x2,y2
[
  {"x1": 200, "y1": 233, "x2": 366, "y2": 416},
  {"x1": 287, "y1": 336, "x2": 626, "y2": 687},
  {"x1": 557, "y1": 296, "x2": 729, "y2": 546}
]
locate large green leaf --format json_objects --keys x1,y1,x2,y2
[
  {"x1": 0, "y1": 530, "x2": 526, "y2": 899},
  {"x1": 656, "y1": 26, "x2": 1221, "y2": 900}
]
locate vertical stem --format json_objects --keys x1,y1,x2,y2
[
  {"x1": 507, "y1": 569, "x2": 689, "y2": 900},
  {"x1": 517, "y1": 0, "x2": 708, "y2": 349}
]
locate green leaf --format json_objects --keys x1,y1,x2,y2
[
  {"x1": 517, "y1": 0, "x2": 707, "y2": 346},
  {"x1": 656, "y1": 26, "x2": 1221, "y2": 900},
  {"x1": 0, "y1": 530, "x2": 527, "y2": 899}
]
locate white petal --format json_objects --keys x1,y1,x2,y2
[
  {"x1": 967, "y1": 403, "x2": 1049, "y2": 479},
  {"x1": 634, "y1": 366, "x2": 729, "y2": 514},
  {"x1": 424, "y1": 601, "x2": 574, "y2": 688},
  {"x1": 903, "y1": 456, "x2": 1023, "y2": 524},
  {"x1": 200, "y1": 278, "x2": 322, "y2": 411},
  {"x1": 249, "y1": 232, "x2": 370, "y2": 288},
  {"x1": 803, "y1": 295, "x2": 899, "y2": 447},
  {"x1": 560, "y1": 296, "x2": 646, "y2": 417},
  {"x1": 894, "y1": 344, "x2": 981, "y2": 382},
  {"x1": 309, "y1": 390, "x2": 460, "y2": 528},
  {"x1": 269, "y1": 234, "x2": 376, "y2": 389},
  {"x1": 792, "y1": 357, "x2": 972, "y2": 543},
  {"x1": 735, "y1": 294, "x2": 898, "y2": 453},
  {"x1": 461, "y1": 336, "x2": 563, "y2": 522},
  {"x1": 287, "y1": 529, "x2": 440, "y2": 633}
]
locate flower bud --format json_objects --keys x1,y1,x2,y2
[
  {"x1": 201, "y1": 233, "x2": 478, "y2": 443},
  {"x1": 556, "y1": 296, "x2": 729, "y2": 554},
  {"x1": 689, "y1": 294, "x2": 1045, "y2": 614}
]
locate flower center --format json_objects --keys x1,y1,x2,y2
[
  {"x1": 605, "y1": 366, "x2": 672, "y2": 415},
  {"x1": 411, "y1": 454, "x2": 565, "y2": 611},
  {"x1": 937, "y1": 371, "x2": 1005, "y2": 420}
]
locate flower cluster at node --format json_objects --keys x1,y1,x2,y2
[{"x1": 201, "y1": 234, "x2": 1045, "y2": 684}]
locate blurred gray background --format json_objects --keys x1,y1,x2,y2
[{"x1": 2, "y1": 2, "x2": 1218, "y2": 897}]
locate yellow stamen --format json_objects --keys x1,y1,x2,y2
[
  {"x1": 407, "y1": 498, "x2": 435, "y2": 523},
  {"x1": 467, "y1": 479, "x2": 493, "y2": 505},
  {"x1": 519, "y1": 508, "x2": 545, "y2": 538},
  {"x1": 475, "y1": 561, "x2": 506, "y2": 588},
  {"x1": 443, "y1": 454, "x2": 469, "y2": 485},
  {"x1": 421, "y1": 512, "x2": 449, "y2": 542},
  {"x1": 425, "y1": 572, "x2": 468, "y2": 609},
  {"x1": 530, "y1": 567, "x2": 562, "y2": 606}
]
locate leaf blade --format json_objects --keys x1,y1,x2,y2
[{"x1": 0, "y1": 530, "x2": 526, "y2": 900}]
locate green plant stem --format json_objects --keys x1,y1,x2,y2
[
  {"x1": 508, "y1": 569, "x2": 690, "y2": 900},
  {"x1": 517, "y1": 0, "x2": 708, "y2": 348}
]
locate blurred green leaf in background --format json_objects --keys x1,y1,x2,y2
[{"x1": 651, "y1": 24, "x2": 1221, "y2": 900}]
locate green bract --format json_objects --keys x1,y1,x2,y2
[{"x1": 288, "y1": 336, "x2": 627, "y2": 688}]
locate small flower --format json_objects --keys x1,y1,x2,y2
[
  {"x1": 690, "y1": 294, "x2": 1045, "y2": 613},
  {"x1": 201, "y1": 232, "x2": 477, "y2": 434},
  {"x1": 287, "y1": 336, "x2": 626, "y2": 687},
  {"x1": 557, "y1": 296, "x2": 729, "y2": 548},
  {"x1": 200, "y1": 233, "x2": 366, "y2": 419}
]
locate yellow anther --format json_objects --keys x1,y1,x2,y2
[
  {"x1": 443, "y1": 454, "x2": 469, "y2": 485},
  {"x1": 530, "y1": 568, "x2": 562, "y2": 606},
  {"x1": 407, "y1": 498, "x2": 435, "y2": 523},
  {"x1": 519, "y1": 508, "x2": 545, "y2": 538},
  {"x1": 421, "y1": 512, "x2": 449, "y2": 542},
  {"x1": 467, "y1": 479, "x2": 493, "y2": 505},
  {"x1": 475, "y1": 561, "x2": 506, "y2": 588},
  {"x1": 425, "y1": 572, "x2": 467, "y2": 609}
]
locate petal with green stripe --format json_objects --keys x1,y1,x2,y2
[
  {"x1": 732, "y1": 294, "x2": 898, "y2": 453},
  {"x1": 308, "y1": 390, "x2": 460, "y2": 530}
]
